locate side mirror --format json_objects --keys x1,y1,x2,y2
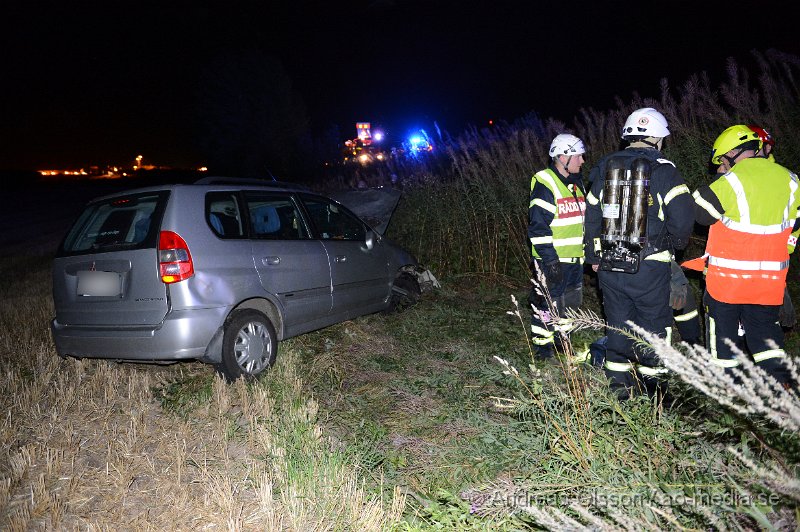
[{"x1": 365, "y1": 229, "x2": 377, "y2": 250}]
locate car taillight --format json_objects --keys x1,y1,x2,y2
[{"x1": 158, "y1": 231, "x2": 194, "y2": 284}]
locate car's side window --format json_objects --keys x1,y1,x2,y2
[
  {"x1": 244, "y1": 193, "x2": 310, "y2": 240},
  {"x1": 206, "y1": 193, "x2": 244, "y2": 238},
  {"x1": 301, "y1": 196, "x2": 366, "y2": 241}
]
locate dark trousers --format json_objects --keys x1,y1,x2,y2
[
  {"x1": 599, "y1": 260, "x2": 671, "y2": 397},
  {"x1": 703, "y1": 291, "x2": 789, "y2": 383},
  {"x1": 529, "y1": 261, "x2": 583, "y2": 358},
  {"x1": 674, "y1": 286, "x2": 702, "y2": 345}
]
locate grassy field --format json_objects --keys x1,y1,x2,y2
[
  {"x1": 0, "y1": 257, "x2": 405, "y2": 530},
  {"x1": 1, "y1": 256, "x2": 798, "y2": 530},
  {"x1": 3, "y1": 48, "x2": 800, "y2": 530}
]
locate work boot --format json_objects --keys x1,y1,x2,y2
[
  {"x1": 568, "y1": 346, "x2": 591, "y2": 366},
  {"x1": 535, "y1": 345, "x2": 556, "y2": 364}
]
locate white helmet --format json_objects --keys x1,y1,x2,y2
[
  {"x1": 621, "y1": 107, "x2": 670, "y2": 139},
  {"x1": 549, "y1": 134, "x2": 585, "y2": 157}
]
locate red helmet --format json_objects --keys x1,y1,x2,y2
[{"x1": 748, "y1": 124, "x2": 775, "y2": 146}]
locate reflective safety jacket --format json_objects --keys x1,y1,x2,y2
[
  {"x1": 528, "y1": 167, "x2": 586, "y2": 264},
  {"x1": 686, "y1": 157, "x2": 800, "y2": 305}
]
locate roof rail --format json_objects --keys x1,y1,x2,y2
[{"x1": 193, "y1": 176, "x2": 310, "y2": 190}]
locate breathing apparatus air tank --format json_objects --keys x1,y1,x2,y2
[
  {"x1": 601, "y1": 157, "x2": 625, "y2": 242},
  {"x1": 627, "y1": 158, "x2": 650, "y2": 245},
  {"x1": 599, "y1": 156, "x2": 651, "y2": 273}
]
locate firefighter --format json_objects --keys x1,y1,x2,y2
[
  {"x1": 748, "y1": 125, "x2": 797, "y2": 329},
  {"x1": 749, "y1": 124, "x2": 775, "y2": 161},
  {"x1": 528, "y1": 134, "x2": 587, "y2": 361},
  {"x1": 584, "y1": 108, "x2": 694, "y2": 399},
  {"x1": 685, "y1": 125, "x2": 800, "y2": 383}
]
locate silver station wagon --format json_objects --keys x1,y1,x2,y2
[{"x1": 51, "y1": 177, "x2": 434, "y2": 380}]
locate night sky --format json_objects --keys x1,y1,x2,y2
[{"x1": 3, "y1": 1, "x2": 799, "y2": 170}]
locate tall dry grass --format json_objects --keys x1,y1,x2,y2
[
  {"x1": 466, "y1": 299, "x2": 800, "y2": 530},
  {"x1": 0, "y1": 259, "x2": 404, "y2": 530}
]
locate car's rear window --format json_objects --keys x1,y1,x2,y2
[{"x1": 60, "y1": 192, "x2": 168, "y2": 254}]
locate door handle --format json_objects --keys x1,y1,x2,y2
[
  {"x1": 262, "y1": 256, "x2": 281, "y2": 265},
  {"x1": 334, "y1": 255, "x2": 347, "y2": 263}
]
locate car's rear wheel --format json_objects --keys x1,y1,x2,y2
[
  {"x1": 217, "y1": 310, "x2": 277, "y2": 381},
  {"x1": 385, "y1": 273, "x2": 420, "y2": 313}
]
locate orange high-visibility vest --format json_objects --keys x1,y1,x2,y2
[
  {"x1": 701, "y1": 221, "x2": 789, "y2": 304},
  {"x1": 684, "y1": 158, "x2": 798, "y2": 305}
]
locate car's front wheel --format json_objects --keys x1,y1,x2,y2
[{"x1": 217, "y1": 310, "x2": 277, "y2": 381}]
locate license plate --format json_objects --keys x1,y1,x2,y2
[{"x1": 77, "y1": 270, "x2": 122, "y2": 297}]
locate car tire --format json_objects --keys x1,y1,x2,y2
[
  {"x1": 217, "y1": 310, "x2": 278, "y2": 381},
  {"x1": 385, "y1": 273, "x2": 420, "y2": 314}
]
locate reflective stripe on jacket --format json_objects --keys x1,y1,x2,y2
[
  {"x1": 686, "y1": 158, "x2": 799, "y2": 305},
  {"x1": 529, "y1": 168, "x2": 585, "y2": 260}
]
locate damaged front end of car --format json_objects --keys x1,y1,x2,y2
[{"x1": 330, "y1": 187, "x2": 440, "y2": 297}]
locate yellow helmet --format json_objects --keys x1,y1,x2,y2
[{"x1": 710, "y1": 125, "x2": 761, "y2": 165}]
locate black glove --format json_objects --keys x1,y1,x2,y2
[
  {"x1": 669, "y1": 260, "x2": 689, "y2": 310},
  {"x1": 543, "y1": 260, "x2": 563, "y2": 286},
  {"x1": 669, "y1": 284, "x2": 687, "y2": 310},
  {"x1": 779, "y1": 287, "x2": 796, "y2": 328}
]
